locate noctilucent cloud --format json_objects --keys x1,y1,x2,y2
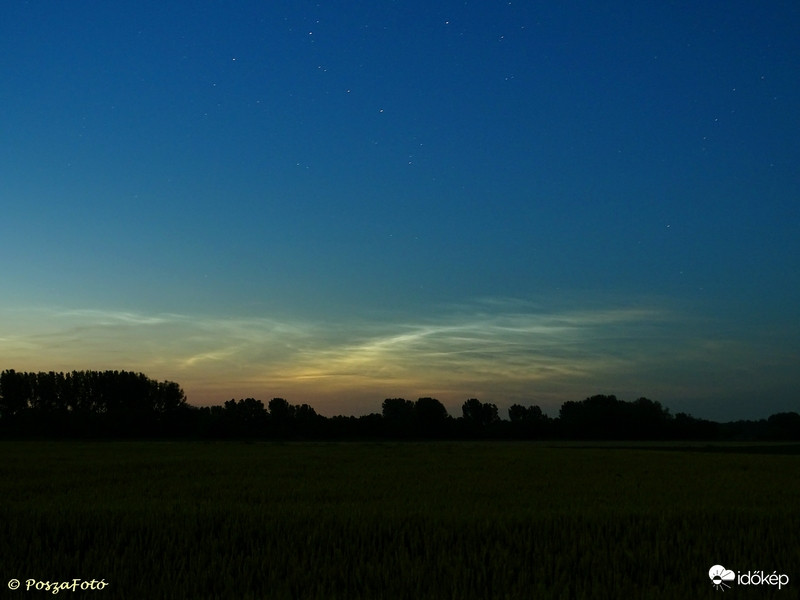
[{"x1": 2, "y1": 1, "x2": 798, "y2": 419}]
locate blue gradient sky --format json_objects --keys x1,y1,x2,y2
[{"x1": 2, "y1": 1, "x2": 798, "y2": 419}]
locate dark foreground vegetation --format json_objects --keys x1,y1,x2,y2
[
  {"x1": 1, "y1": 369, "x2": 799, "y2": 440},
  {"x1": 2, "y1": 441, "x2": 798, "y2": 599}
]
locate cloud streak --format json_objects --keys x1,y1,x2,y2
[
  {"x1": 2, "y1": 298, "x2": 795, "y2": 418},
  {"x1": 0, "y1": 300, "x2": 693, "y2": 414}
]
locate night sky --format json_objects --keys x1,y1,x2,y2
[{"x1": 2, "y1": 1, "x2": 798, "y2": 419}]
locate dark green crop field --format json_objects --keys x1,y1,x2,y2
[{"x1": 2, "y1": 441, "x2": 798, "y2": 599}]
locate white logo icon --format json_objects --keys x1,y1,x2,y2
[{"x1": 709, "y1": 565, "x2": 735, "y2": 591}]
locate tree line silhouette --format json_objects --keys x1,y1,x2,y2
[{"x1": 1, "y1": 369, "x2": 798, "y2": 441}]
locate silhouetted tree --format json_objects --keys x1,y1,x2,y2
[
  {"x1": 268, "y1": 397, "x2": 292, "y2": 421},
  {"x1": 462, "y1": 398, "x2": 499, "y2": 427},
  {"x1": 33, "y1": 371, "x2": 62, "y2": 414},
  {"x1": 382, "y1": 398, "x2": 414, "y2": 421},
  {"x1": 293, "y1": 403, "x2": 325, "y2": 437},
  {"x1": 414, "y1": 397, "x2": 450, "y2": 437},
  {"x1": 628, "y1": 397, "x2": 671, "y2": 439},
  {"x1": 670, "y1": 412, "x2": 719, "y2": 440},
  {"x1": 458, "y1": 398, "x2": 500, "y2": 438},
  {"x1": 382, "y1": 398, "x2": 415, "y2": 438},
  {"x1": 508, "y1": 403, "x2": 551, "y2": 439},
  {"x1": 0, "y1": 369, "x2": 31, "y2": 418},
  {"x1": 0, "y1": 369, "x2": 187, "y2": 437},
  {"x1": 557, "y1": 395, "x2": 671, "y2": 439},
  {"x1": 5, "y1": 372, "x2": 797, "y2": 442},
  {"x1": 558, "y1": 395, "x2": 619, "y2": 439},
  {"x1": 219, "y1": 398, "x2": 268, "y2": 437},
  {"x1": 766, "y1": 412, "x2": 800, "y2": 440},
  {"x1": 155, "y1": 381, "x2": 188, "y2": 413}
]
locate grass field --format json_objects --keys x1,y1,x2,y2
[{"x1": 1, "y1": 441, "x2": 798, "y2": 599}]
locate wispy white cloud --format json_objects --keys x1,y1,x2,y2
[
  {"x1": 53, "y1": 308, "x2": 173, "y2": 326},
  {"x1": 0, "y1": 299, "x2": 783, "y2": 416}
]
